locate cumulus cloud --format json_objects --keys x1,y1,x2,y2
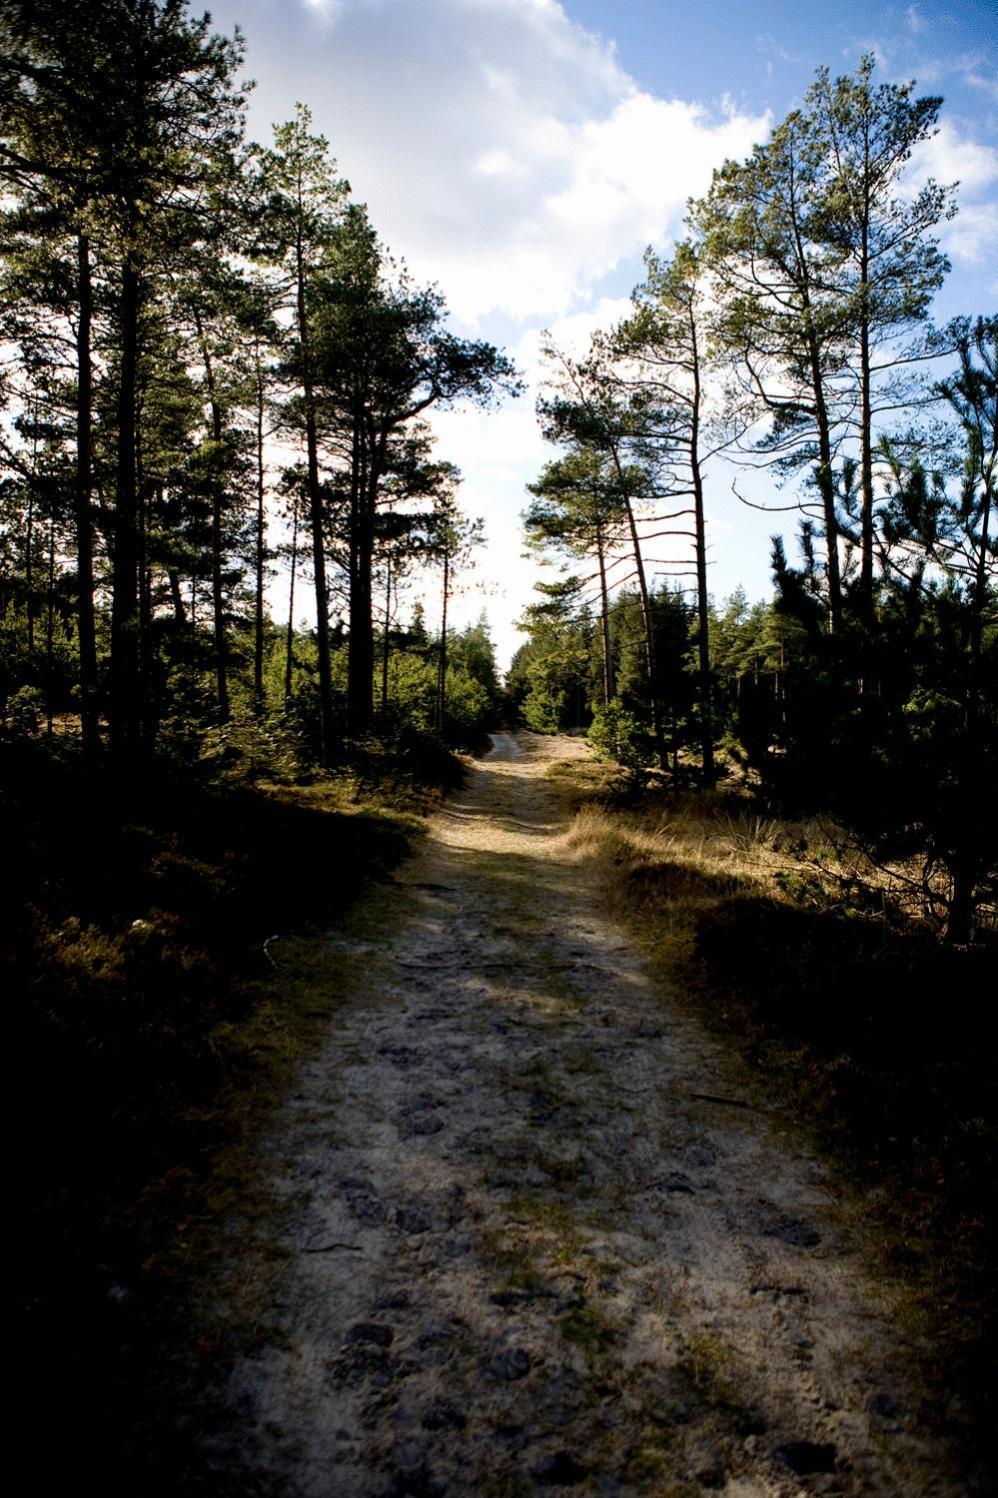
[
  {"x1": 229, "y1": 0, "x2": 767, "y2": 327},
  {"x1": 909, "y1": 118, "x2": 998, "y2": 267}
]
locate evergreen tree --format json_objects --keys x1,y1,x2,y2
[
  {"x1": 808, "y1": 55, "x2": 955, "y2": 618},
  {"x1": 525, "y1": 447, "x2": 628, "y2": 708},
  {"x1": 307, "y1": 227, "x2": 518, "y2": 733},
  {"x1": 693, "y1": 108, "x2": 852, "y2": 631},
  {"x1": 251, "y1": 105, "x2": 350, "y2": 759},
  {"x1": 612, "y1": 241, "x2": 726, "y2": 783},
  {"x1": 538, "y1": 343, "x2": 666, "y2": 762}
]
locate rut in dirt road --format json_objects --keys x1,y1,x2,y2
[{"x1": 220, "y1": 732, "x2": 968, "y2": 1497}]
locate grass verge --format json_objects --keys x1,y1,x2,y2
[
  {"x1": 5, "y1": 735, "x2": 459, "y2": 1494},
  {"x1": 547, "y1": 751, "x2": 996, "y2": 1460}
]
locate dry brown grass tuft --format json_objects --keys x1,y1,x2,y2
[
  {"x1": 560, "y1": 792, "x2": 785, "y2": 950},
  {"x1": 545, "y1": 745, "x2": 997, "y2": 1446},
  {"x1": 553, "y1": 761, "x2": 940, "y2": 946}
]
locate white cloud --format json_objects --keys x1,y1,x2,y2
[
  {"x1": 915, "y1": 119, "x2": 998, "y2": 196},
  {"x1": 475, "y1": 149, "x2": 521, "y2": 177},
  {"x1": 942, "y1": 204, "x2": 998, "y2": 281},
  {"x1": 209, "y1": 0, "x2": 774, "y2": 661},
  {"x1": 232, "y1": 0, "x2": 768, "y2": 327},
  {"x1": 964, "y1": 70, "x2": 998, "y2": 105},
  {"x1": 909, "y1": 119, "x2": 998, "y2": 266}
]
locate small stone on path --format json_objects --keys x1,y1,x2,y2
[
  {"x1": 488, "y1": 1347, "x2": 531, "y2": 1381},
  {"x1": 420, "y1": 1400, "x2": 466, "y2": 1431},
  {"x1": 660, "y1": 1171, "x2": 695, "y2": 1194}
]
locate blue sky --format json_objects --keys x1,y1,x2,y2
[
  {"x1": 569, "y1": 1, "x2": 996, "y2": 124},
  {"x1": 207, "y1": 0, "x2": 997, "y2": 664}
]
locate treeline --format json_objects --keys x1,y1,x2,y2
[
  {"x1": 0, "y1": 0, "x2": 514, "y2": 770},
  {"x1": 515, "y1": 56, "x2": 995, "y2": 942}
]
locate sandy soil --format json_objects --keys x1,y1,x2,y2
[{"x1": 216, "y1": 732, "x2": 968, "y2": 1497}]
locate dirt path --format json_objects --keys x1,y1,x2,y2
[{"x1": 218, "y1": 733, "x2": 964, "y2": 1497}]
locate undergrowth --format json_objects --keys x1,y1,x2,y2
[
  {"x1": 5, "y1": 733, "x2": 458, "y2": 1494},
  {"x1": 549, "y1": 752, "x2": 996, "y2": 1456}
]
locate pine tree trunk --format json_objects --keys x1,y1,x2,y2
[
  {"x1": 859, "y1": 313, "x2": 875, "y2": 616},
  {"x1": 690, "y1": 314, "x2": 715, "y2": 787},
  {"x1": 616, "y1": 471, "x2": 664, "y2": 768},
  {"x1": 972, "y1": 479, "x2": 992, "y2": 669},
  {"x1": 296, "y1": 231, "x2": 335, "y2": 758},
  {"x1": 381, "y1": 558, "x2": 391, "y2": 722},
  {"x1": 787, "y1": 156, "x2": 843, "y2": 636},
  {"x1": 110, "y1": 253, "x2": 142, "y2": 759},
  {"x1": 136, "y1": 410, "x2": 156, "y2": 747},
  {"x1": 45, "y1": 507, "x2": 56, "y2": 735},
  {"x1": 596, "y1": 526, "x2": 613, "y2": 707},
  {"x1": 947, "y1": 859, "x2": 976, "y2": 944},
  {"x1": 26, "y1": 403, "x2": 36, "y2": 659},
  {"x1": 692, "y1": 479, "x2": 714, "y2": 785},
  {"x1": 284, "y1": 490, "x2": 299, "y2": 705},
  {"x1": 75, "y1": 234, "x2": 100, "y2": 753},
  {"x1": 210, "y1": 482, "x2": 228, "y2": 720},
  {"x1": 196, "y1": 319, "x2": 230, "y2": 722},
  {"x1": 254, "y1": 356, "x2": 266, "y2": 708},
  {"x1": 808, "y1": 345, "x2": 842, "y2": 633},
  {"x1": 347, "y1": 425, "x2": 382, "y2": 735},
  {"x1": 437, "y1": 547, "x2": 450, "y2": 734},
  {"x1": 857, "y1": 166, "x2": 875, "y2": 623},
  {"x1": 168, "y1": 567, "x2": 186, "y2": 626},
  {"x1": 348, "y1": 489, "x2": 375, "y2": 733}
]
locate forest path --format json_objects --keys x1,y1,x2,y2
[{"x1": 221, "y1": 732, "x2": 959, "y2": 1497}]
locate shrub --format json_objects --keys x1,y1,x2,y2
[
  {"x1": 1, "y1": 684, "x2": 46, "y2": 737},
  {"x1": 588, "y1": 699, "x2": 654, "y2": 773}
]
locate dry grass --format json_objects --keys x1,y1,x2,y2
[
  {"x1": 544, "y1": 749, "x2": 997, "y2": 1451},
  {"x1": 550, "y1": 752, "x2": 978, "y2": 948},
  {"x1": 558, "y1": 771, "x2": 829, "y2": 948},
  {"x1": 548, "y1": 747, "x2": 995, "y2": 941}
]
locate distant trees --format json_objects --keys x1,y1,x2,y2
[
  {"x1": 612, "y1": 242, "x2": 725, "y2": 783},
  {"x1": 506, "y1": 585, "x2": 593, "y2": 735},
  {"x1": 525, "y1": 448, "x2": 628, "y2": 709},
  {"x1": 531, "y1": 249, "x2": 726, "y2": 783},
  {"x1": 305, "y1": 240, "x2": 516, "y2": 734},
  {"x1": 1, "y1": 1, "x2": 513, "y2": 764},
  {"x1": 537, "y1": 345, "x2": 668, "y2": 763},
  {"x1": 428, "y1": 487, "x2": 483, "y2": 734},
  {"x1": 520, "y1": 54, "x2": 995, "y2": 939}
]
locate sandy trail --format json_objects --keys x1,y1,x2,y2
[{"x1": 220, "y1": 732, "x2": 963, "y2": 1496}]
